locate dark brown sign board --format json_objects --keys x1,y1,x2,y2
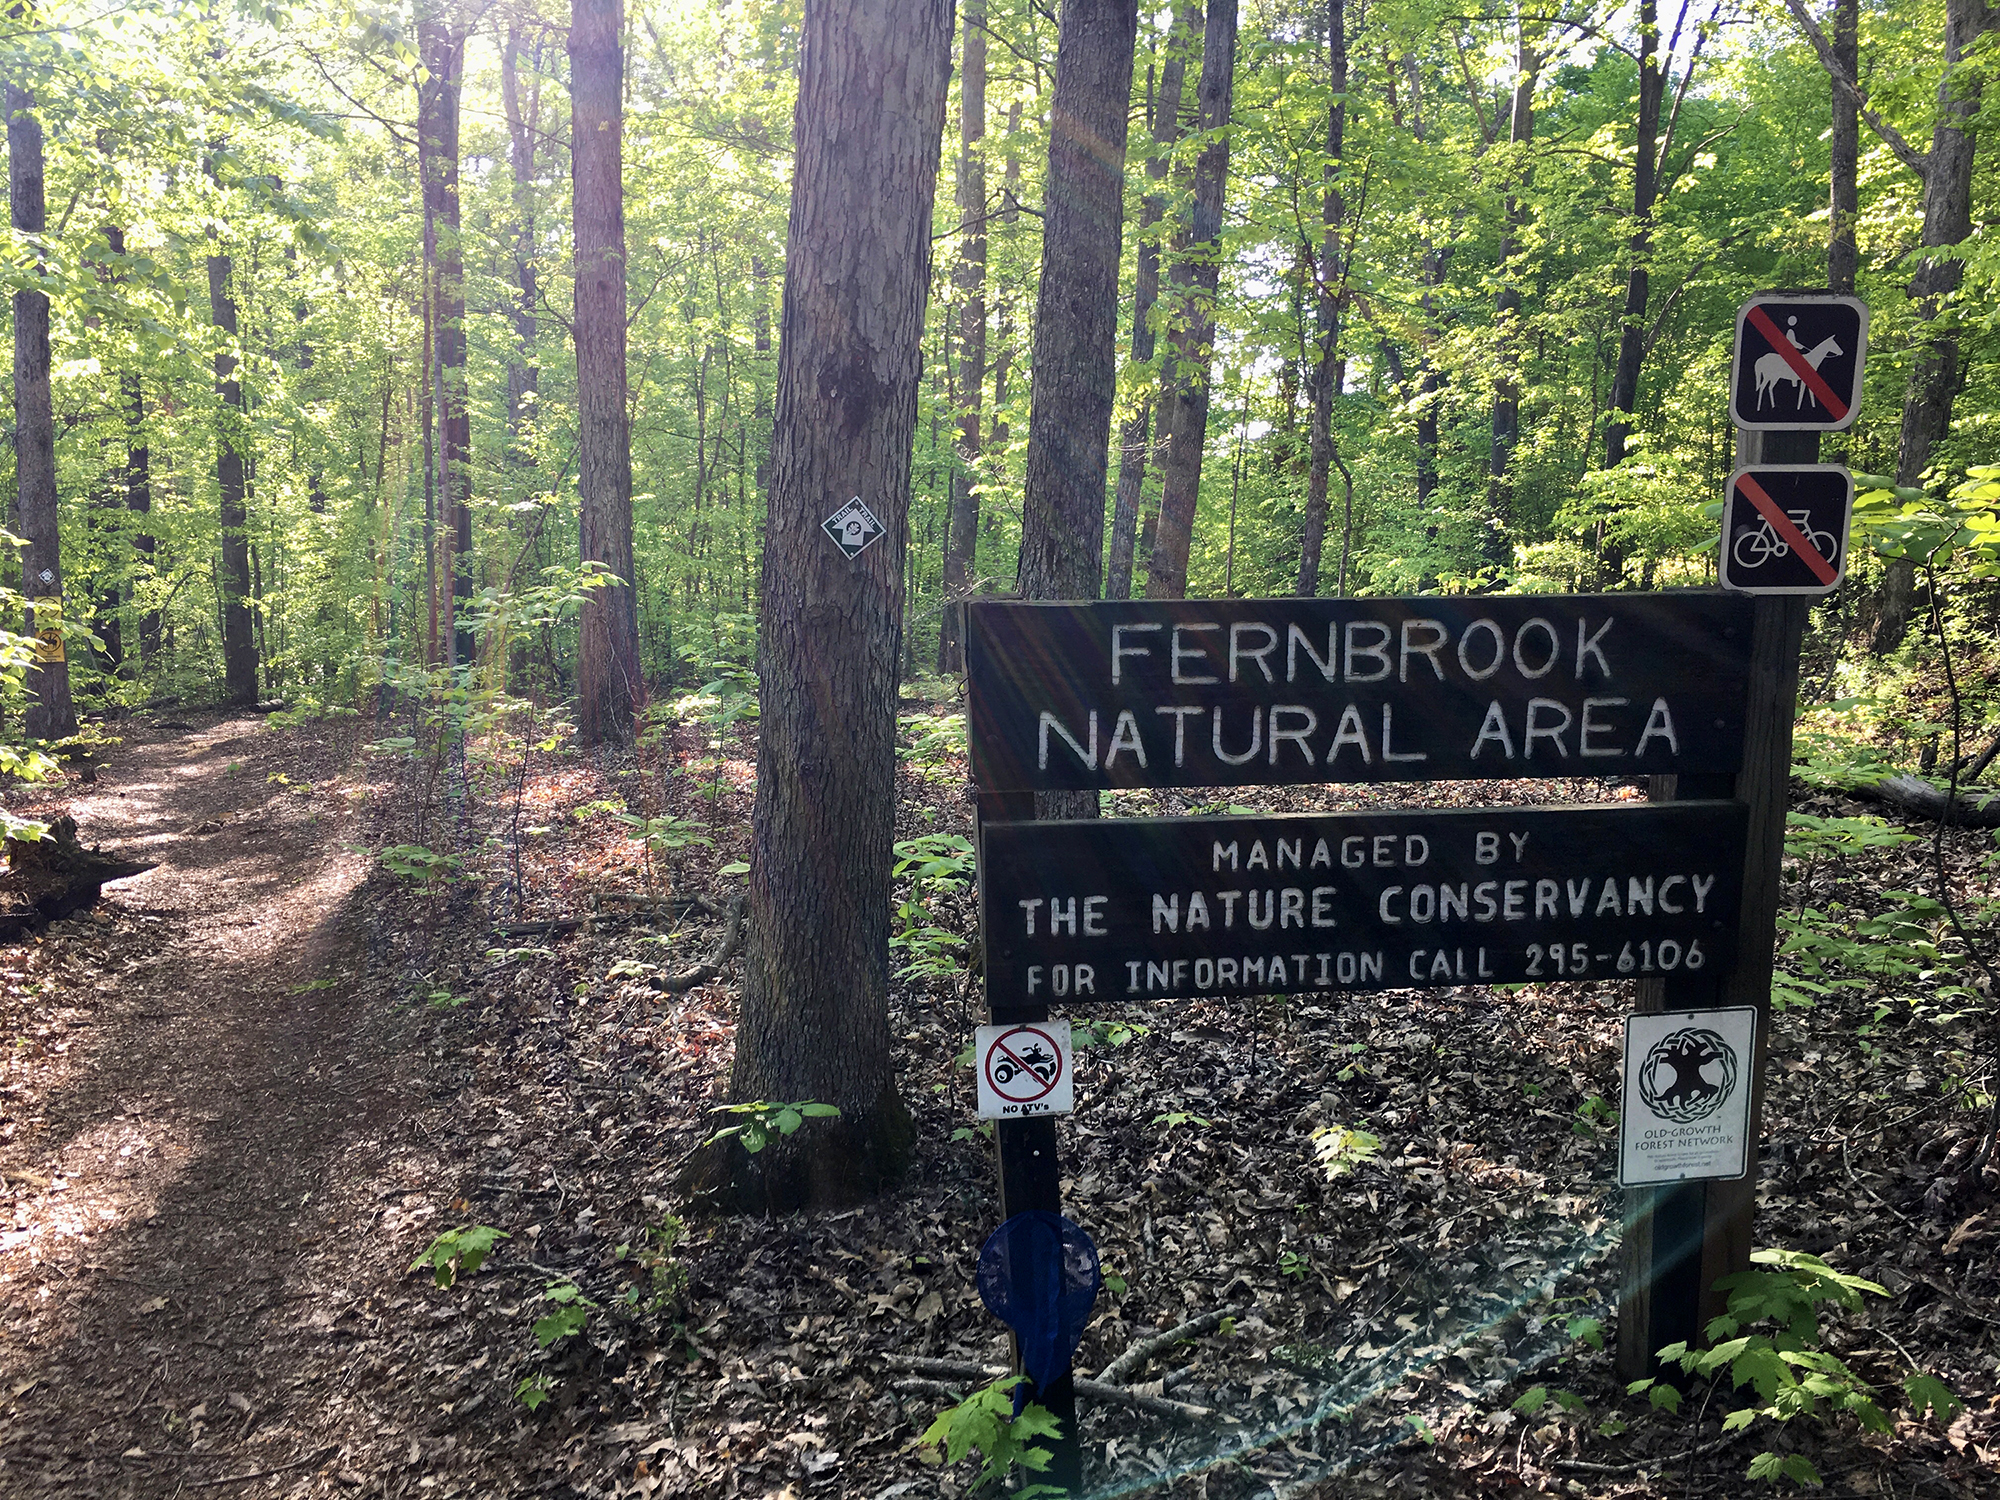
[
  {"x1": 980, "y1": 802, "x2": 1747, "y2": 1008},
  {"x1": 966, "y1": 594, "x2": 1754, "y2": 792}
]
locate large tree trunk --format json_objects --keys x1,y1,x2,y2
[
  {"x1": 501, "y1": 25, "x2": 542, "y2": 461},
  {"x1": 1296, "y1": 0, "x2": 1347, "y2": 596},
  {"x1": 1603, "y1": 0, "x2": 1662, "y2": 477},
  {"x1": 1874, "y1": 0, "x2": 1993, "y2": 654},
  {"x1": 1018, "y1": 0, "x2": 1140, "y2": 603},
  {"x1": 938, "y1": 0, "x2": 987, "y2": 673},
  {"x1": 696, "y1": 0, "x2": 951, "y2": 1212},
  {"x1": 419, "y1": 12, "x2": 474, "y2": 669},
  {"x1": 1485, "y1": 25, "x2": 1539, "y2": 565},
  {"x1": 206, "y1": 154, "x2": 258, "y2": 708},
  {"x1": 9, "y1": 83, "x2": 74, "y2": 739},
  {"x1": 571, "y1": 0, "x2": 641, "y2": 743},
  {"x1": 1144, "y1": 0, "x2": 1236, "y2": 600},
  {"x1": 1107, "y1": 3, "x2": 1193, "y2": 600},
  {"x1": 108, "y1": 228, "x2": 157, "y2": 660}
]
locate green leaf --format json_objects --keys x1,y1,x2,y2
[
  {"x1": 1722, "y1": 1408, "x2": 1759, "y2": 1432},
  {"x1": 1512, "y1": 1385, "x2": 1549, "y2": 1414},
  {"x1": 1648, "y1": 1383, "x2": 1683, "y2": 1414},
  {"x1": 1566, "y1": 1315, "x2": 1605, "y2": 1351},
  {"x1": 1904, "y1": 1372, "x2": 1963, "y2": 1425}
]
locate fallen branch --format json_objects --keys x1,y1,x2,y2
[
  {"x1": 1846, "y1": 773, "x2": 2000, "y2": 828},
  {"x1": 182, "y1": 1445, "x2": 337, "y2": 1488},
  {"x1": 1095, "y1": 1305, "x2": 1241, "y2": 1385},
  {"x1": 883, "y1": 1362, "x2": 1222, "y2": 1423},
  {"x1": 649, "y1": 892, "x2": 745, "y2": 993},
  {"x1": 1550, "y1": 1429, "x2": 1747, "y2": 1476}
]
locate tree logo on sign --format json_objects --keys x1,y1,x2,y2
[{"x1": 1637, "y1": 1026, "x2": 1739, "y2": 1124}]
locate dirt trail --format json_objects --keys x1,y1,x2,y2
[{"x1": 0, "y1": 715, "x2": 438, "y2": 1496}]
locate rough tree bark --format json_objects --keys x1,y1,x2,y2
[
  {"x1": 938, "y1": 0, "x2": 986, "y2": 673},
  {"x1": 686, "y1": 0, "x2": 952, "y2": 1212},
  {"x1": 1144, "y1": 0, "x2": 1236, "y2": 600},
  {"x1": 1296, "y1": 0, "x2": 1348, "y2": 597},
  {"x1": 418, "y1": 9, "x2": 474, "y2": 668},
  {"x1": 1874, "y1": 0, "x2": 1993, "y2": 653},
  {"x1": 205, "y1": 153, "x2": 257, "y2": 708},
  {"x1": 1106, "y1": 3, "x2": 1193, "y2": 600},
  {"x1": 571, "y1": 0, "x2": 641, "y2": 743},
  {"x1": 8, "y1": 81, "x2": 74, "y2": 739},
  {"x1": 1019, "y1": 0, "x2": 1140, "y2": 604}
]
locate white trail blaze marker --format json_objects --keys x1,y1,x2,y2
[
  {"x1": 1619, "y1": 1006, "x2": 1758, "y2": 1186},
  {"x1": 822, "y1": 495, "x2": 885, "y2": 559},
  {"x1": 975, "y1": 1020, "x2": 1073, "y2": 1120}
]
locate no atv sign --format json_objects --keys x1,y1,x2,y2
[
  {"x1": 974, "y1": 1021, "x2": 1074, "y2": 1120},
  {"x1": 1619, "y1": 1007, "x2": 1758, "y2": 1185},
  {"x1": 1729, "y1": 294, "x2": 1867, "y2": 432}
]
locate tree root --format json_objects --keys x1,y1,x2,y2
[{"x1": 648, "y1": 892, "x2": 745, "y2": 993}]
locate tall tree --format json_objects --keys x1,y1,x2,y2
[
  {"x1": 571, "y1": 0, "x2": 641, "y2": 743},
  {"x1": 1144, "y1": 0, "x2": 1237, "y2": 600},
  {"x1": 207, "y1": 155, "x2": 257, "y2": 707},
  {"x1": 500, "y1": 22, "x2": 543, "y2": 460},
  {"x1": 417, "y1": 6, "x2": 473, "y2": 667},
  {"x1": 1603, "y1": 0, "x2": 1667, "y2": 476},
  {"x1": 1826, "y1": 0, "x2": 1857, "y2": 297},
  {"x1": 938, "y1": 0, "x2": 986, "y2": 673},
  {"x1": 692, "y1": 0, "x2": 952, "y2": 1210},
  {"x1": 1296, "y1": 0, "x2": 1349, "y2": 597},
  {"x1": 1485, "y1": 23, "x2": 1543, "y2": 554},
  {"x1": 1106, "y1": 4, "x2": 1192, "y2": 599},
  {"x1": 8, "y1": 76, "x2": 73, "y2": 737},
  {"x1": 1880, "y1": 0, "x2": 1991, "y2": 649},
  {"x1": 1018, "y1": 0, "x2": 1141, "y2": 603}
]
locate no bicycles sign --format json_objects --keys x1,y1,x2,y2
[
  {"x1": 1719, "y1": 465, "x2": 1854, "y2": 597},
  {"x1": 974, "y1": 1021, "x2": 1074, "y2": 1120}
]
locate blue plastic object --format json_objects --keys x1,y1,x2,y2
[{"x1": 977, "y1": 1212, "x2": 1102, "y2": 1412}]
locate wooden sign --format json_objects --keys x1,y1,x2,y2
[
  {"x1": 966, "y1": 594, "x2": 1753, "y2": 792},
  {"x1": 979, "y1": 802, "x2": 1747, "y2": 1009}
]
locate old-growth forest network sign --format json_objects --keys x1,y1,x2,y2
[
  {"x1": 966, "y1": 595, "x2": 1755, "y2": 794},
  {"x1": 1618, "y1": 1008, "x2": 1758, "y2": 1185}
]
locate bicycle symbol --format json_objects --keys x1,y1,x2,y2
[{"x1": 1732, "y1": 508, "x2": 1837, "y2": 572}]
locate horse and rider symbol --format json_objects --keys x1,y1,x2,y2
[{"x1": 1729, "y1": 296, "x2": 1867, "y2": 432}]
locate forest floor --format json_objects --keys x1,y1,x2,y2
[{"x1": 0, "y1": 705, "x2": 1996, "y2": 1500}]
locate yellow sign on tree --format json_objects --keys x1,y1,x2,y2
[{"x1": 30, "y1": 597, "x2": 62, "y2": 663}]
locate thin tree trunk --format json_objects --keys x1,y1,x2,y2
[
  {"x1": 1297, "y1": 0, "x2": 1347, "y2": 595},
  {"x1": 501, "y1": 25, "x2": 542, "y2": 464},
  {"x1": 203, "y1": 148, "x2": 257, "y2": 708},
  {"x1": 700, "y1": 0, "x2": 952, "y2": 1212},
  {"x1": 1018, "y1": 0, "x2": 1141, "y2": 603},
  {"x1": 938, "y1": 0, "x2": 987, "y2": 671},
  {"x1": 1875, "y1": 0, "x2": 1993, "y2": 653},
  {"x1": 105, "y1": 221, "x2": 156, "y2": 669},
  {"x1": 9, "y1": 81, "x2": 71, "y2": 738},
  {"x1": 1486, "y1": 25, "x2": 1540, "y2": 566},
  {"x1": 1107, "y1": 2, "x2": 1193, "y2": 599},
  {"x1": 1827, "y1": 0, "x2": 1858, "y2": 297},
  {"x1": 1145, "y1": 0, "x2": 1236, "y2": 600},
  {"x1": 572, "y1": 0, "x2": 641, "y2": 742},
  {"x1": 1604, "y1": 0, "x2": 1663, "y2": 476},
  {"x1": 419, "y1": 11, "x2": 474, "y2": 668}
]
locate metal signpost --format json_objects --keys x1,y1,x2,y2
[{"x1": 960, "y1": 295, "x2": 1861, "y2": 1491}]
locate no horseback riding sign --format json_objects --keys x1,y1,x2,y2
[
  {"x1": 1619, "y1": 1007, "x2": 1757, "y2": 1185},
  {"x1": 1729, "y1": 294, "x2": 1867, "y2": 431}
]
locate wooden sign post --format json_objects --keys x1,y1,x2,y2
[{"x1": 963, "y1": 587, "x2": 1805, "y2": 1485}]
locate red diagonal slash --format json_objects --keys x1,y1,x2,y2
[
  {"x1": 1746, "y1": 304, "x2": 1848, "y2": 420},
  {"x1": 1736, "y1": 472, "x2": 1839, "y2": 585}
]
